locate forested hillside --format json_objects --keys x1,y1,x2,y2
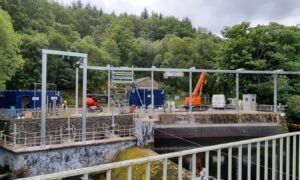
[{"x1": 0, "y1": 0, "x2": 299, "y2": 105}]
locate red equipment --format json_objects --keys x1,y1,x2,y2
[
  {"x1": 86, "y1": 97, "x2": 97, "y2": 109},
  {"x1": 184, "y1": 72, "x2": 207, "y2": 107}
]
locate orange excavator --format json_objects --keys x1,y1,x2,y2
[{"x1": 184, "y1": 72, "x2": 207, "y2": 108}]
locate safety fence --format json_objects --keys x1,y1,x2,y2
[
  {"x1": 0, "y1": 124, "x2": 135, "y2": 149},
  {"x1": 19, "y1": 131, "x2": 300, "y2": 180}
]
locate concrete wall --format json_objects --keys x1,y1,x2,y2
[
  {"x1": 0, "y1": 139, "x2": 136, "y2": 177},
  {"x1": 158, "y1": 113, "x2": 279, "y2": 124},
  {"x1": 0, "y1": 114, "x2": 133, "y2": 135}
]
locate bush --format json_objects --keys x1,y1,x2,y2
[{"x1": 286, "y1": 95, "x2": 300, "y2": 123}]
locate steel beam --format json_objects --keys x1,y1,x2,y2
[
  {"x1": 75, "y1": 67, "x2": 79, "y2": 114},
  {"x1": 107, "y1": 65, "x2": 111, "y2": 113},
  {"x1": 274, "y1": 72, "x2": 278, "y2": 112},
  {"x1": 42, "y1": 49, "x2": 87, "y2": 58},
  {"x1": 82, "y1": 57, "x2": 87, "y2": 142},
  {"x1": 151, "y1": 66, "x2": 155, "y2": 110},
  {"x1": 236, "y1": 73, "x2": 239, "y2": 113},
  {"x1": 84, "y1": 65, "x2": 300, "y2": 75},
  {"x1": 189, "y1": 68, "x2": 194, "y2": 113},
  {"x1": 41, "y1": 53, "x2": 47, "y2": 146}
]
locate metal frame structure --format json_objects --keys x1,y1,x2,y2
[
  {"x1": 41, "y1": 49, "x2": 88, "y2": 146},
  {"x1": 77, "y1": 65, "x2": 300, "y2": 114}
]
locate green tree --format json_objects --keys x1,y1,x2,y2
[{"x1": 0, "y1": 9, "x2": 23, "y2": 90}]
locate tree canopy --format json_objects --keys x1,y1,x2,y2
[
  {"x1": 0, "y1": 0, "x2": 299, "y2": 106},
  {"x1": 0, "y1": 9, "x2": 23, "y2": 90}
]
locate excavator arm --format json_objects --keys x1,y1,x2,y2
[
  {"x1": 192, "y1": 72, "x2": 206, "y2": 97},
  {"x1": 185, "y1": 72, "x2": 207, "y2": 107}
]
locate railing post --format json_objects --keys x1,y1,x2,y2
[
  {"x1": 264, "y1": 141, "x2": 269, "y2": 180},
  {"x1": 146, "y1": 162, "x2": 150, "y2": 180},
  {"x1": 13, "y1": 123, "x2": 17, "y2": 147},
  {"x1": 127, "y1": 165, "x2": 132, "y2": 180},
  {"x1": 216, "y1": 149, "x2": 221, "y2": 180},
  {"x1": 286, "y1": 137, "x2": 290, "y2": 180},
  {"x1": 228, "y1": 148, "x2": 232, "y2": 180},
  {"x1": 106, "y1": 170, "x2": 111, "y2": 180},
  {"x1": 4, "y1": 135, "x2": 6, "y2": 147},
  {"x1": 83, "y1": 174, "x2": 88, "y2": 180},
  {"x1": 279, "y1": 138, "x2": 283, "y2": 180},
  {"x1": 192, "y1": 154, "x2": 196, "y2": 179},
  {"x1": 163, "y1": 159, "x2": 168, "y2": 180},
  {"x1": 272, "y1": 139, "x2": 276, "y2": 180},
  {"x1": 247, "y1": 144, "x2": 251, "y2": 180},
  {"x1": 178, "y1": 156, "x2": 182, "y2": 180},
  {"x1": 238, "y1": 146, "x2": 242, "y2": 180},
  {"x1": 299, "y1": 135, "x2": 300, "y2": 180},
  {"x1": 256, "y1": 142, "x2": 260, "y2": 180},
  {"x1": 292, "y1": 135, "x2": 296, "y2": 180}
]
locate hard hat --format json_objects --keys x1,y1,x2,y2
[{"x1": 64, "y1": 100, "x2": 67, "y2": 104}]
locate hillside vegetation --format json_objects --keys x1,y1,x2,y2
[{"x1": 0, "y1": 0, "x2": 299, "y2": 106}]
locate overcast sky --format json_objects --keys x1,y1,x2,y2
[{"x1": 58, "y1": 0, "x2": 300, "y2": 35}]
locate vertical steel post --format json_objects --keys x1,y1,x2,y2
[
  {"x1": 75, "y1": 67, "x2": 79, "y2": 114},
  {"x1": 75, "y1": 67, "x2": 78, "y2": 114},
  {"x1": 82, "y1": 57, "x2": 87, "y2": 142},
  {"x1": 107, "y1": 65, "x2": 111, "y2": 113},
  {"x1": 189, "y1": 68, "x2": 193, "y2": 113},
  {"x1": 41, "y1": 52, "x2": 47, "y2": 146},
  {"x1": 151, "y1": 66, "x2": 155, "y2": 110},
  {"x1": 274, "y1": 72, "x2": 278, "y2": 112},
  {"x1": 236, "y1": 72, "x2": 239, "y2": 113}
]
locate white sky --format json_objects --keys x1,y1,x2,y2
[{"x1": 58, "y1": 0, "x2": 300, "y2": 35}]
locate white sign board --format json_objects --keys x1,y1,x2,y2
[
  {"x1": 163, "y1": 71, "x2": 184, "y2": 78},
  {"x1": 32, "y1": 97, "x2": 39, "y2": 101},
  {"x1": 51, "y1": 96, "x2": 58, "y2": 100}
]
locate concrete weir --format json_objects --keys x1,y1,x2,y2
[
  {"x1": 0, "y1": 114, "x2": 137, "y2": 177},
  {"x1": 154, "y1": 111, "x2": 286, "y2": 148}
]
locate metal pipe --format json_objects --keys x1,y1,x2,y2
[{"x1": 41, "y1": 52, "x2": 47, "y2": 146}]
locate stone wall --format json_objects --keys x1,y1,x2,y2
[
  {"x1": 0, "y1": 114, "x2": 133, "y2": 135},
  {"x1": 0, "y1": 139, "x2": 136, "y2": 177}
]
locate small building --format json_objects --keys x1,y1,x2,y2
[
  {"x1": 243, "y1": 94, "x2": 257, "y2": 111},
  {"x1": 128, "y1": 77, "x2": 164, "y2": 108},
  {"x1": 134, "y1": 77, "x2": 160, "y2": 89},
  {"x1": 0, "y1": 90, "x2": 61, "y2": 109}
]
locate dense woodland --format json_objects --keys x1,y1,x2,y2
[{"x1": 0, "y1": 0, "x2": 300, "y2": 116}]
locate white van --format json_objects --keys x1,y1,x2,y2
[{"x1": 212, "y1": 94, "x2": 226, "y2": 108}]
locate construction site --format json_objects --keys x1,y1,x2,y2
[{"x1": 0, "y1": 49, "x2": 298, "y2": 179}]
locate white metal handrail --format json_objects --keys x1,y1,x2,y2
[
  {"x1": 0, "y1": 125, "x2": 135, "y2": 148},
  {"x1": 20, "y1": 131, "x2": 300, "y2": 180}
]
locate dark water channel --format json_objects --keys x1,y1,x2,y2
[{"x1": 154, "y1": 136, "x2": 298, "y2": 180}]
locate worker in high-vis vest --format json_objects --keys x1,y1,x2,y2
[{"x1": 62, "y1": 100, "x2": 68, "y2": 111}]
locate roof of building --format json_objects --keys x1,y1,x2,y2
[{"x1": 134, "y1": 77, "x2": 152, "y2": 84}]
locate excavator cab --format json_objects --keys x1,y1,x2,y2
[{"x1": 184, "y1": 72, "x2": 207, "y2": 108}]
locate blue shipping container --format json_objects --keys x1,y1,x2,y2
[
  {"x1": 128, "y1": 88, "x2": 164, "y2": 108},
  {"x1": 0, "y1": 90, "x2": 61, "y2": 109}
]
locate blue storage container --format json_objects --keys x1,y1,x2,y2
[
  {"x1": 128, "y1": 88, "x2": 164, "y2": 108},
  {"x1": 0, "y1": 90, "x2": 61, "y2": 109}
]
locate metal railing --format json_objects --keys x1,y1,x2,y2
[
  {"x1": 0, "y1": 124, "x2": 135, "y2": 149},
  {"x1": 20, "y1": 131, "x2": 300, "y2": 180}
]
